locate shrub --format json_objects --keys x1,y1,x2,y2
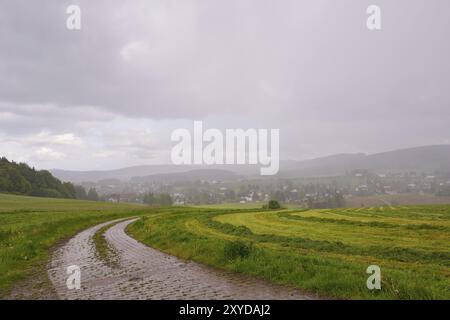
[
  {"x1": 223, "y1": 240, "x2": 253, "y2": 261},
  {"x1": 268, "y1": 200, "x2": 281, "y2": 209}
]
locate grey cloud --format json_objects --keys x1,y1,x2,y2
[
  {"x1": 0, "y1": 102, "x2": 115, "y2": 135},
  {"x1": 0, "y1": 0, "x2": 449, "y2": 169}
]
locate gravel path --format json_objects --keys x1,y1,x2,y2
[{"x1": 48, "y1": 218, "x2": 314, "y2": 300}]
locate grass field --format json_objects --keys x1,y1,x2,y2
[
  {"x1": 1, "y1": 193, "x2": 449, "y2": 299},
  {"x1": 192, "y1": 202, "x2": 304, "y2": 209},
  {"x1": 128, "y1": 205, "x2": 450, "y2": 299},
  {"x1": 346, "y1": 193, "x2": 450, "y2": 207},
  {"x1": 0, "y1": 193, "x2": 159, "y2": 297}
]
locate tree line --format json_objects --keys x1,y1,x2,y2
[
  {"x1": 142, "y1": 192, "x2": 173, "y2": 206},
  {"x1": 0, "y1": 157, "x2": 97, "y2": 200}
]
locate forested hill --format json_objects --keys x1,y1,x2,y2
[{"x1": 0, "y1": 157, "x2": 76, "y2": 199}]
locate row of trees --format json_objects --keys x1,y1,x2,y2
[
  {"x1": 74, "y1": 185, "x2": 100, "y2": 201},
  {"x1": 142, "y1": 192, "x2": 173, "y2": 206},
  {"x1": 0, "y1": 157, "x2": 100, "y2": 201},
  {"x1": 0, "y1": 157, "x2": 77, "y2": 199},
  {"x1": 305, "y1": 191, "x2": 346, "y2": 209}
]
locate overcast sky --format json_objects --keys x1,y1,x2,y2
[{"x1": 1, "y1": 0, "x2": 449, "y2": 170}]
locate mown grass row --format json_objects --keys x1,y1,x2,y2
[
  {"x1": 277, "y1": 212, "x2": 450, "y2": 231},
  {"x1": 128, "y1": 206, "x2": 450, "y2": 299},
  {"x1": 203, "y1": 217, "x2": 450, "y2": 266}
]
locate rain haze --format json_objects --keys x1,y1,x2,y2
[{"x1": 1, "y1": 0, "x2": 449, "y2": 170}]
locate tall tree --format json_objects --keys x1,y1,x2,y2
[{"x1": 87, "y1": 188, "x2": 99, "y2": 201}]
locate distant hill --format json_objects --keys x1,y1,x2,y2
[
  {"x1": 51, "y1": 165, "x2": 193, "y2": 183},
  {"x1": 281, "y1": 145, "x2": 450, "y2": 177},
  {"x1": 360, "y1": 145, "x2": 450, "y2": 172},
  {"x1": 52, "y1": 164, "x2": 258, "y2": 183},
  {"x1": 131, "y1": 169, "x2": 238, "y2": 184},
  {"x1": 0, "y1": 157, "x2": 76, "y2": 198},
  {"x1": 51, "y1": 145, "x2": 450, "y2": 182}
]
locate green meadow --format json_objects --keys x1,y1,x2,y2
[
  {"x1": 1, "y1": 193, "x2": 449, "y2": 299},
  {"x1": 128, "y1": 205, "x2": 450, "y2": 299},
  {"x1": 0, "y1": 193, "x2": 156, "y2": 297}
]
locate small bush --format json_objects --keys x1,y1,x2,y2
[
  {"x1": 268, "y1": 200, "x2": 281, "y2": 209},
  {"x1": 223, "y1": 240, "x2": 253, "y2": 261}
]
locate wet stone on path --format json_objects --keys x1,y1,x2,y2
[{"x1": 48, "y1": 219, "x2": 314, "y2": 300}]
